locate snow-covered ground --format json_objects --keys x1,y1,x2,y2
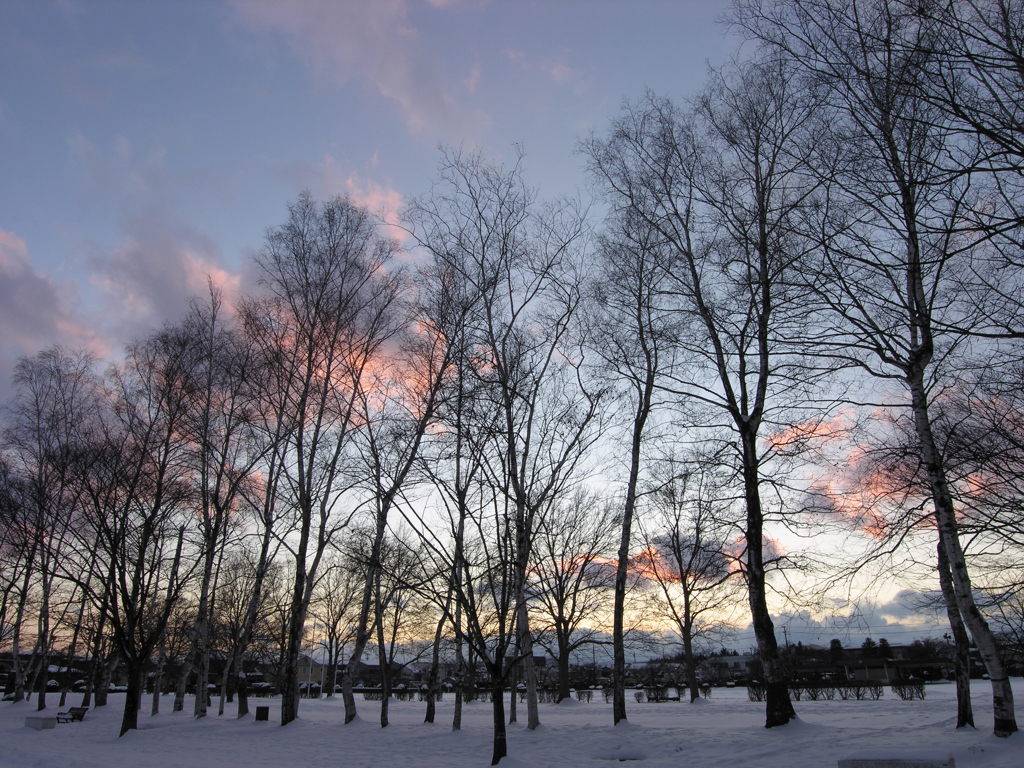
[{"x1": 3, "y1": 682, "x2": 1022, "y2": 768}]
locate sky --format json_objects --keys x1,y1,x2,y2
[
  {"x1": 0, "y1": 0, "x2": 738, "y2": 403},
  {"x1": 0, "y1": 0, "x2": 961, "y2": 643}
]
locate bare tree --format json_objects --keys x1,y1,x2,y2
[
  {"x1": 248, "y1": 191, "x2": 400, "y2": 726},
  {"x1": 403, "y1": 146, "x2": 603, "y2": 736},
  {"x1": 529, "y1": 488, "x2": 617, "y2": 702},
  {"x1": 339, "y1": 274, "x2": 459, "y2": 726},
  {"x1": 72, "y1": 329, "x2": 198, "y2": 736},
  {"x1": 307, "y1": 553, "x2": 361, "y2": 698},
  {"x1": 366, "y1": 531, "x2": 434, "y2": 727},
  {"x1": 403, "y1": 259, "x2": 495, "y2": 735},
  {"x1": 2, "y1": 347, "x2": 98, "y2": 707},
  {"x1": 737, "y1": 0, "x2": 1018, "y2": 735},
  {"x1": 404, "y1": 335, "x2": 517, "y2": 763},
  {"x1": 585, "y1": 53, "x2": 825, "y2": 726},
  {"x1": 635, "y1": 452, "x2": 740, "y2": 702},
  {"x1": 926, "y1": 0, "x2": 1024, "y2": 338},
  {"x1": 169, "y1": 287, "x2": 266, "y2": 719},
  {"x1": 0, "y1": 456, "x2": 29, "y2": 663},
  {"x1": 578, "y1": 200, "x2": 684, "y2": 724}
]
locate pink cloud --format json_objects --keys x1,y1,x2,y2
[
  {"x1": 0, "y1": 228, "x2": 103, "y2": 400},
  {"x1": 67, "y1": 132, "x2": 245, "y2": 334},
  {"x1": 767, "y1": 409, "x2": 856, "y2": 453},
  {"x1": 92, "y1": 208, "x2": 244, "y2": 334},
  {"x1": 287, "y1": 154, "x2": 410, "y2": 246}
]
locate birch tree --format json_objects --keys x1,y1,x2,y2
[
  {"x1": 585, "y1": 54, "x2": 825, "y2": 726},
  {"x1": 737, "y1": 0, "x2": 1018, "y2": 735},
  {"x1": 577, "y1": 204, "x2": 683, "y2": 724},
  {"x1": 248, "y1": 191, "x2": 400, "y2": 726},
  {"x1": 403, "y1": 147, "x2": 603, "y2": 735}
]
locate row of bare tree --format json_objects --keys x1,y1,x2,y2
[{"x1": 4, "y1": 2, "x2": 1024, "y2": 763}]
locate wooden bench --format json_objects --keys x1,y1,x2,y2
[
  {"x1": 838, "y1": 750, "x2": 955, "y2": 768},
  {"x1": 56, "y1": 706, "x2": 88, "y2": 723}
]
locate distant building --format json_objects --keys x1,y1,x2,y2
[
  {"x1": 697, "y1": 653, "x2": 759, "y2": 682},
  {"x1": 839, "y1": 656, "x2": 951, "y2": 683},
  {"x1": 295, "y1": 654, "x2": 326, "y2": 689}
]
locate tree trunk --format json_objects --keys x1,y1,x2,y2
[
  {"x1": 227, "y1": 662, "x2": 237, "y2": 702},
  {"x1": 35, "y1": 667, "x2": 47, "y2": 711},
  {"x1": 343, "y1": 501, "x2": 389, "y2": 725},
  {"x1": 59, "y1": 573, "x2": 92, "y2": 709},
  {"x1": 516, "y1": 567, "x2": 540, "y2": 730},
  {"x1": 173, "y1": 626, "x2": 198, "y2": 712},
  {"x1": 217, "y1": 655, "x2": 231, "y2": 716},
  {"x1": 118, "y1": 660, "x2": 142, "y2": 737},
  {"x1": 81, "y1": 646, "x2": 98, "y2": 709},
  {"x1": 10, "y1": 542, "x2": 37, "y2": 703},
  {"x1": 196, "y1": 519, "x2": 228, "y2": 719},
  {"x1": 82, "y1": 564, "x2": 114, "y2": 709},
  {"x1": 424, "y1": 608, "x2": 446, "y2": 723},
  {"x1": 193, "y1": 608, "x2": 211, "y2": 718},
  {"x1": 741, "y1": 431, "x2": 795, "y2": 728},
  {"x1": 235, "y1": 646, "x2": 250, "y2": 718},
  {"x1": 453, "y1": 601, "x2": 464, "y2": 731},
  {"x1": 937, "y1": 539, "x2": 974, "y2": 729},
  {"x1": 684, "y1": 624, "x2": 699, "y2": 703},
  {"x1": 612, "y1": 383, "x2": 651, "y2": 724},
  {"x1": 489, "y1": 673, "x2": 507, "y2": 766},
  {"x1": 152, "y1": 527, "x2": 183, "y2": 717},
  {"x1": 909, "y1": 376, "x2": 1016, "y2": 736},
  {"x1": 22, "y1": 641, "x2": 42, "y2": 708},
  {"x1": 279, "y1": 588, "x2": 306, "y2": 726},
  {"x1": 557, "y1": 632, "x2": 572, "y2": 702},
  {"x1": 192, "y1": 551, "x2": 216, "y2": 718},
  {"x1": 234, "y1": 503, "x2": 276, "y2": 719},
  {"x1": 325, "y1": 647, "x2": 337, "y2": 699},
  {"x1": 341, "y1": 574, "x2": 374, "y2": 724},
  {"x1": 376, "y1": 576, "x2": 391, "y2": 729},
  {"x1": 508, "y1": 655, "x2": 517, "y2": 724},
  {"x1": 340, "y1": 666, "x2": 356, "y2": 724},
  {"x1": 35, "y1": 645, "x2": 51, "y2": 712},
  {"x1": 96, "y1": 651, "x2": 118, "y2": 708},
  {"x1": 151, "y1": 635, "x2": 167, "y2": 716}
]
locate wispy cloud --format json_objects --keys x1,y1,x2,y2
[
  {"x1": 69, "y1": 132, "x2": 243, "y2": 337},
  {"x1": 232, "y1": 0, "x2": 488, "y2": 137},
  {"x1": 281, "y1": 154, "x2": 409, "y2": 244},
  {"x1": 0, "y1": 228, "x2": 102, "y2": 400},
  {"x1": 505, "y1": 48, "x2": 586, "y2": 91},
  {"x1": 92, "y1": 208, "x2": 240, "y2": 334}
]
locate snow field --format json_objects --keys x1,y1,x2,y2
[{"x1": 2, "y1": 681, "x2": 1022, "y2": 768}]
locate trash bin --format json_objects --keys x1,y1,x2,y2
[{"x1": 255, "y1": 706, "x2": 269, "y2": 721}]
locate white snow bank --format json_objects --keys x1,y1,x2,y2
[{"x1": 1, "y1": 682, "x2": 1021, "y2": 768}]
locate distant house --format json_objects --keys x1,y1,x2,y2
[
  {"x1": 697, "y1": 654, "x2": 759, "y2": 682},
  {"x1": 839, "y1": 656, "x2": 951, "y2": 683},
  {"x1": 295, "y1": 654, "x2": 326, "y2": 690},
  {"x1": 340, "y1": 659, "x2": 407, "y2": 687},
  {"x1": 406, "y1": 660, "x2": 456, "y2": 684}
]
